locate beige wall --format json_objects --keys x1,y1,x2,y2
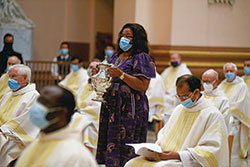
[
  {"x1": 95, "y1": 0, "x2": 114, "y2": 34},
  {"x1": 17, "y1": 0, "x2": 114, "y2": 61},
  {"x1": 17, "y1": 0, "x2": 68, "y2": 60},
  {"x1": 16, "y1": 0, "x2": 250, "y2": 61},
  {"x1": 171, "y1": 0, "x2": 250, "y2": 47},
  {"x1": 113, "y1": 0, "x2": 172, "y2": 45},
  {"x1": 135, "y1": 0, "x2": 172, "y2": 45},
  {"x1": 113, "y1": 0, "x2": 250, "y2": 47},
  {"x1": 67, "y1": 0, "x2": 91, "y2": 42},
  {"x1": 113, "y1": 0, "x2": 136, "y2": 42}
]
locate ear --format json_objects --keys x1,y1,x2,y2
[
  {"x1": 19, "y1": 75, "x2": 28, "y2": 85},
  {"x1": 194, "y1": 88, "x2": 200, "y2": 94},
  {"x1": 23, "y1": 75, "x2": 27, "y2": 81},
  {"x1": 61, "y1": 107, "x2": 69, "y2": 120}
]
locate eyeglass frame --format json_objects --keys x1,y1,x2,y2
[
  {"x1": 119, "y1": 34, "x2": 134, "y2": 39},
  {"x1": 176, "y1": 89, "x2": 197, "y2": 101}
]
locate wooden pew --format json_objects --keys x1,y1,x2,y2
[{"x1": 149, "y1": 45, "x2": 250, "y2": 80}]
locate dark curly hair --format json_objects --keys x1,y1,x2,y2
[{"x1": 117, "y1": 23, "x2": 149, "y2": 56}]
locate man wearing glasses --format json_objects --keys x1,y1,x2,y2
[{"x1": 125, "y1": 75, "x2": 228, "y2": 167}]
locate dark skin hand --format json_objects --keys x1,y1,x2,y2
[
  {"x1": 159, "y1": 151, "x2": 181, "y2": 160},
  {"x1": 145, "y1": 150, "x2": 181, "y2": 161},
  {"x1": 108, "y1": 66, "x2": 150, "y2": 92}
]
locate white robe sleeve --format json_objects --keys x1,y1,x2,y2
[
  {"x1": 51, "y1": 57, "x2": 58, "y2": 77},
  {"x1": 178, "y1": 150, "x2": 202, "y2": 167}
]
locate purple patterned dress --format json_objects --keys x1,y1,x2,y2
[{"x1": 96, "y1": 52, "x2": 156, "y2": 167}]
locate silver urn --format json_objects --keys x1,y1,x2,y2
[{"x1": 91, "y1": 63, "x2": 112, "y2": 102}]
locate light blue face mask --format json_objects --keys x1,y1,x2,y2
[
  {"x1": 8, "y1": 79, "x2": 21, "y2": 91},
  {"x1": 225, "y1": 72, "x2": 235, "y2": 81},
  {"x1": 105, "y1": 49, "x2": 114, "y2": 59},
  {"x1": 71, "y1": 64, "x2": 79, "y2": 72},
  {"x1": 243, "y1": 67, "x2": 250, "y2": 75},
  {"x1": 60, "y1": 48, "x2": 68, "y2": 55},
  {"x1": 6, "y1": 65, "x2": 11, "y2": 72},
  {"x1": 29, "y1": 102, "x2": 60, "y2": 129},
  {"x1": 181, "y1": 91, "x2": 197, "y2": 108},
  {"x1": 119, "y1": 37, "x2": 132, "y2": 52},
  {"x1": 87, "y1": 68, "x2": 92, "y2": 77}
]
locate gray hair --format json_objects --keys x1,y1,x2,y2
[
  {"x1": 9, "y1": 64, "x2": 31, "y2": 83},
  {"x1": 223, "y1": 62, "x2": 237, "y2": 72}
]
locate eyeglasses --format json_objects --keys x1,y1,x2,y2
[
  {"x1": 176, "y1": 91, "x2": 194, "y2": 101},
  {"x1": 120, "y1": 34, "x2": 134, "y2": 39},
  {"x1": 201, "y1": 80, "x2": 216, "y2": 85}
]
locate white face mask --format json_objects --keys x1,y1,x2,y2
[{"x1": 203, "y1": 82, "x2": 214, "y2": 93}]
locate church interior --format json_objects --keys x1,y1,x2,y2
[{"x1": 0, "y1": 0, "x2": 250, "y2": 167}]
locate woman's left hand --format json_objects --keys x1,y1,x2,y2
[{"x1": 108, "y1": 67, "x2": 123, "y2": 77}]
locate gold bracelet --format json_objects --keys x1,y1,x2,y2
[{"x1": 119, "y1": 72, "x2": 125, "y2": 80}]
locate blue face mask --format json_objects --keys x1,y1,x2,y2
[
  {"x1": 8, "y1": 79, "x2": 21, "y2": 91},
  {"x1": 180, "y1": 91, "x2": 197, "y2": 108},
  {"x1": 225, "y1": 72, "x2": 235, "y2": 81},
  {"x1": 243, "y1": 67, "x2": 250, "y2": 75},
  {"x1": 105, "y1": 49, "x2": 114, "y2": 59},
  {"x1": 87, "y1": 68, "x2": 92, "y2": 77},
  {"x1": 71, "y1": 64, "x2": 79, "y2": 71},
  {"x1": 29, "y1": 102, "x2": 60, "y2": 129},
  {"x1": 171, "y1": 61, "x2": 179, "y2": 67},
  {"x1": 6, "y1": 65, "x2": 11, "y2": 72},
  {"x1": 119, "y1": 37, "x2": 132, "y2": 52},
  {"x1": 60, "y1": 48, "x2": 68, "y2": 55}
]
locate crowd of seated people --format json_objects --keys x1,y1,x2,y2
[{"x1": 0, "y1": 27, "x2": 250, "y2": 167}]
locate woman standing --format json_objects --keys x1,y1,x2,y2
[{"x1": 96, "y1": 23, "x2": 156, "y2": 167}]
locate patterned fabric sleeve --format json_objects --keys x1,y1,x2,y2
[{"x1": 132, "y1": 52, "x2": 156, "y2": 79}]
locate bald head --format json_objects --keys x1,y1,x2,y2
[
  {"x1": 7, "y1": 56, "x2": 21, "y2": 66},
  {"x1": 37, "y1": 85, "x2": 76, "y2": 133},
  {"x1": 202, "y1": 69, "x2": 218, "y2": 81},
  {"x1": 202, "y1": 69, "x2": 219, "y2": 90},
  {"x1": 39, "y1": 85, "x2": 75, "y2": 112},
  {"x1": 170, "y1": 53, "x2": 181, "y2": 67}
]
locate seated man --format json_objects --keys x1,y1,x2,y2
[
  {"x1": 51, "y1": 41, "x2": 72, "y2": 79},
  {"x1": 15, "y1": 85, "x2": 97, "y2": 167},
  {"x1": 125, "y1": 75, "x2": 228, "y2": 167},
  {"x1": 59, "y1": 56, "x2": 88, "y2": 98},
  {"x1": 201, "y1": 69, "x2": 230, "y2": 130},
  {"x1": 0, "y1": 55, "x2": 22, "y2": 99},
  {"x1": 242, "y1": 59, "x2": 250, "y2": 91},
  {"x1": 103, "y1": 44, "x2": 115, "y2": 62},
  {"x1": 69, "y1": 59, "x2": 102, "y2": 152},
  {"x1": 161, "y1": 53, "x2": 192, "y2": 121},
  {"x1": 218, "y1": 62, "x2": 250, "y2": 158},
  {"x1": 146, "y1": 66, "x2": 166, "y2": 136},
  {"x1": 0, "y1": 64, "x2": 40, "y2": 167}
]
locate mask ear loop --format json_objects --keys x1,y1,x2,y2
[{"x1": 191, "y1": 89, "x2": 199, "y2": 102}]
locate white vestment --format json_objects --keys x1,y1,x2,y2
[
  {"x1": 203, "y1": 88, "x2": 231, "y2": 131},
  {"x1": 161, "y1": 64, "x2": 192, "y2": 116},
  {"x1": 125, "y1": 97, "x2": 229, "y2": 167},
  {"x1": 0, "y1": 73, "x2": 10, "y2": 100},
  {"x1": 15, "y1": 127, "x2": 97, "y2": 167},
  {"x1": 59, "y1": 68, "x2": 88, "y2": 98},
  {"x1": 218, "y1": 76, "x2": 250, "y2": 158},
  {"x1": 0, "y1": 84, "x2": 40, "y2": 167},
  {"x1": 242, "y1": 75, "x2": 250, "y2": 91},
  {"x1": 146, "y1": 72, "x2": 166, "y2": 122},
  {"x1": 69, "y1": 83, "x2": 101, "y2": 149}
]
